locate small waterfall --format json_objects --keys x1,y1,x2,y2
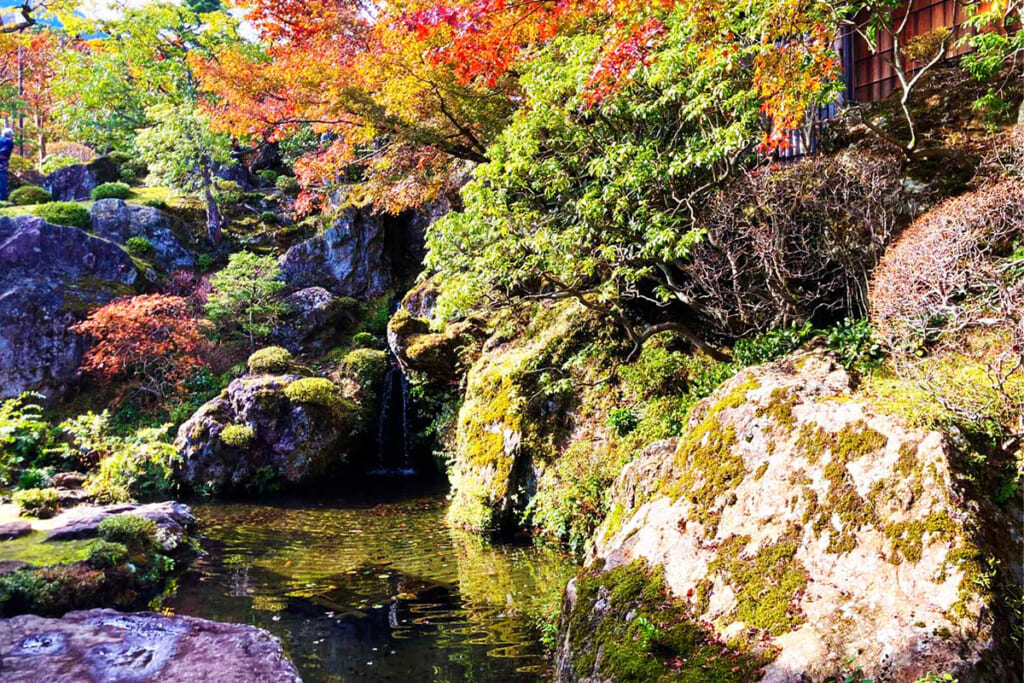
[{"x1": 371, "y1": 353, "x2": 415, "y2": 476}]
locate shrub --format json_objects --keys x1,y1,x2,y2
[
  {"x1": 143, "y1": 198, "x2": 168, "y2": 210},
  {"x1": 682, "y1": 152, "x2": 903, "y2": 336},
  {"x1": 71, "y1": 295, "x2": 210, "y2": 401},
  {"x1": 14, "y1": 488, "x2": 60, "y2": 518},
  {"x1": 33, "y1": 202, "x2": 90, "y2": 229},
  {"x1": 90, "y1": 182, "x2": 133, "y2": 200},
  {"x1": 214, "y1": 179, "x2": 243, "y2": 205},
  {"x1": 125, "y1": 236, "x2": 153, "y2": 256},
  {"x1": 119, "y1": 160, "x2": 148, "y2": 184},
  {"x1": 257, "y1": 169, "x2": 278, "y2": 186},
  {"x1": 39, "y1": 154, "x2": 81, "y2": 176},
  {"x1": 275, "y1": 175, "x2": 299, "y2": 194},
  {"x1": 205, "y1": 252, "x2": 287, "y2": 352},
  {"x1": 16, "y1": 467, "x2": 52, "y2": 490},
  {"x1": 45, "y1": 141, "x2": 96, "y2": 163},
  {"x1": 284, "y1": 378, "x2": 346, "y2": 412},
  {"x1": 607, "y1": 407, "x2": 640, "y2": 436},
  {"x1": 98, "y1": 514, "x2": 157, "y2": 549},
  {"x1": 342, "y1": 348, "x2": 388, "y2": 386},
  {"x1": 0, "y1": 393, "x2": 53, "y2": 484},
  {"x1": 86, "y1": 435, "x2": 179, "y2": 504},
  {"x1": 220, "y1": 424, "x2": 255, "y2": 448},
  {"x1": 9, "y1": 185, "x2": 51, "y2": 205},
  {"x1": 260, "y1": 210, "x2": 278, "y2": 224},
  {"x1": 352, "y1": 332, "x2": 377, "y2": 348},
  {"x1": 87, "y1": 540, "x2": 129, "y2": 570},
  {"x1": 247, "y1": 346, "x2": 294, "y2": 374},
  {"x1": 870, "y1": 179, "x2": 1024, "y2": 349},
  {"x1": 8, "y1": 155, "x2": 33, "y2": 174}
]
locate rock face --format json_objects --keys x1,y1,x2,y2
[
  {"x1": 273, "y1": 286, "x2": 358, "y2": 353},
  {"x1": 175, "y1": 374, "x2": 357, "y2": 493},
  {"x1": 45, "y1": 502, "x2": 196, "y2": 557},
  {"x1": 0, "y1": 609, "x2": 301, "y2": 683},
  {"x1": 0, "y1": 216, "x2": 138, "y2": 400},
  {"x1": 387, "y1": 308, "x2": 483, "y2": 381},
  {"x1": 42, "y1": 157, "x2": 119, "y2": 201},
  {"x1": 90, "y1": 199, "x2": 195, "y2": 271},
  {"x1": 559, "y1": 351, "x2": 1020, "y2": 682}
]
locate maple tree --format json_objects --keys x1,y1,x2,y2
[
  {"x1": 0, "y1": 30, "x2": 62, "y2": 162},
  {"x1": 71, "y1": 295, "x2": 211, "y2": 402}
]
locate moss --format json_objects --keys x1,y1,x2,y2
[
  {"x1": 884, "y1": 512, "x2": 957, "y2": 564},
  {"x1": 666, "y1": 410, "x2": 742, "y2": 537},
  {"x1": 833, "y1": 421, "x2": 888, "y2": 463},
  {"x1": 284, "y1": 378, "x2": 350, "y2": 414},
  {"x1": 756, "y1": 387, "x2": 799, "y2": 430},
  {"x1": 342, "y1": 348, "x2": 388, "y2": 387},
  {"x1": 247, "y1": 346, "x2": 294, "y2": 374},
  {"x1": 0, "y1": 531, "x2": 95, "y2": 566},
  {"x1": 712, "y1": 377, "x2": 760, "y2": 415},
  {"x1": 754, "y1": 461, "x2": 769, "y2": 481},
  {"x1": 602, "y1": 503, "x2": 626, "y2": 543},
  {"x1": 708, "y1": 531, "x2": 809, "y2": 635},
  {"x1": 98, "y1": 514, "x2": 157, "y2": 550},
  {"x1": 795, "y1": 423, "x2": 831, "y2": 463},
  {"x1": 565, "y1": 560, "x2": 767, "y2": 682},
  {"x1": 220, "y1": 424, "x2": 255, "y2": 448}
]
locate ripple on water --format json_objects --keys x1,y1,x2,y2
[{"x1": 164, "y1": 492, "x2": 576, "y2": 682}]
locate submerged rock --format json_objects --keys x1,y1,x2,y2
[
  {"x1": 0, "y1": 609, "x2": 301, "y2": 682},
  {"x1": 42, "y1": 157, "x2": 119, "y2": 202},
  {"x1": 561, "y1": 350, "x2": 1020, "y2": 682},
  {"x1": 0, "y1": 216, "x2": 138, "y2": 400},
  {"x1": 90, "y1": 199, "x2": 195, "y2": 271},
  {"x1": 175, "y1": 374, "x2": 358, "y2": 493}
]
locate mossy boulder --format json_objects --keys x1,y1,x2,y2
[
  {"x1": 570, "y1": 350, "x2": 1021, "y2": 681},
  {"x1": 386, "y1": 309, "x2": 484, "y2": 382},
  {"x1": 174, "y1": 374, "x2": 358, "y2": 494}
]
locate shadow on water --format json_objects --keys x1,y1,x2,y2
[{"x1": 164, "y1": 490, "x2": 576, "y2": 682}]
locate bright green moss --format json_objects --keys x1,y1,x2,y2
[
  {"x1": 712, "y1": 377, "x2": 760, "y2": 415},
  {"x1": 284, "y1": 378, "x2": 349, "y2": 414},
  {"x1": 342, "y1": 348, "x2": 388, "y2": 387},
  {"x1": 566, "y1": 560, "x2": 767, "y2": 682},
  {"x1": 708, "y1": 531, "x2": 809, "y2": 636},
  {"x1": 13, "y1": 488, "x2": 60, "y2": 519},
  {"x1": 219, "y1": 424, "x2": 255, "y2": 448},
  {"x1": 885, "y1": 512, "x2": 958, "y2": 564},
  {"x1": 795, "y1": 423, "x2": 832, "y2": 463},
  {"x1": 756, "y1": 387, "x2": 799, "y2": 430},
  {"x1": 247, "y1": 346, "x2": 294, "y2": 374},
  {"x1": 0, "y1": 531, "x2": 95, "y2": 566},
  {"x1": 666, "y1": 412, "x2": 742, "y2": 537}
]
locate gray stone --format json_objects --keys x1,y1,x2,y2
[
  {"x1": 0, "y1": 609, "x2": 301, "y2": 682},
  {"x1": 0, "y1": 521, "x2": 32, "y2": 541},
  {"x1": 0, "y1": 216, "x2": 138, "y2": 400},
  {"x1": 273, "y1": 286, "x2": 357, "y2": 353},
  {"x1": 175, "y1": 374, "x2": 356, "y2": 493},
  {"x1": 45, "y1": 501, "x2": 196, "y2": 557},
  {"x1": 42, "y1": 157, "x2": 119, "y2": 202},
  {"x1": 90, "y1": 199, "x2": 195, "y2": 271}
]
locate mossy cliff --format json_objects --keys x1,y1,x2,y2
[{"x1": 561, "y1": 350, "x2": 1021, "y2": 682}]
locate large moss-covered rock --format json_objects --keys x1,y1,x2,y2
[
  {"x1": 387, "y1": 308, "x2": 483, "y2": 382},
  {"x1": 562, "y1": 350, "x2": 1020, "y2": 682},
  {"x1": 174, "y1": 375, "x2": 358, "y2": 494},
  {"x1": 90, "y1": 199, "x2": 195, "y2": 272},
  {"x1": 0, "y1": 215, "x2": 138, "y2": 400}
]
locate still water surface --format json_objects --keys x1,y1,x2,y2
[{"x1": 165, "y1": 487, "x2": 575, "y2": 682}]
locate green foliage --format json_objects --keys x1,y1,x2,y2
[
  {"x1": 16, "y1": 467, "x2": 52, "y2": 490},
  {"x1": 39, "y1": 154, "x2": 80, "y2": 176},
  {"x1": 257, "y1": 169, "x2": 278, "y2": 186},
  {"x1": 275, "y1": 175, "x2": 299, "y2": 194},
  {"x1": 85, "y1": 425, "x2": 180, "y2": 503},
  {"x1": 260, "y1": 210, "x2": 278, "y2": 223},
  {"x1": 9, "y1": 185, "x2": 52, "y2": 206},
  {"x1": 90, "y1": 182, "x2": 133, "y2": 200},
  {"x1": 284, "y1": 378, "x2": 347, "y2": 413},
  {"x1": 143, "y1": 198, "x2": 168, "y2": 210},
  {"x1": 606, "y1": 407, "x2": 640, "y2": 436},
  {"x1": 136, "y1": 103, "x2": 233, "y2": 194},
  {"x1": 125, "y1": 236, "x2": 154, "y2": 256},
  {"x1": 8, "y1": 154, "x2": 34, "y2": 174},
  {"x1": 352, "y1": 331, "x2": 377, "y2": 348},
  {"x1": 87, "y1": 540, "x2": 129, "y2": 570},
  {"x1": 214, "y1": 178, "x2": 243, "y2": 205},
  {"x1": 205, "y1": 251, "x2": 288, "y2": 351},
  {"x1": 824, "y1": 318, "x2": 886, "y2": 372},
  {"x1": 219, "y1": 424, "x2": 255, "y2": 448},
  {"x1": 14, "y1": 488, "x2": 60, "y2": 519},
  {"x1": 342, "y1": 348, "x2": 388, "y2": 387},
  {"x1": 98, "y1": 514, "x2": 157, "y2": 550},
  {"x1": 732, "y1": 323, "x2": 815, "y2": 367},
  {"x1": 197, "y1": 253, "x2": 215, "y2": 272},
  {"x1": 0, "y1": 393, "x2": 53, "y2": 484},
  {"x1": 247, "y1": 346, "x2": 294, "y2": 374},
  {"x1": 32, "y1": 202, "x2": 91, "y2": 229}
]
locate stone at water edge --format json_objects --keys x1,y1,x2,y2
[
  {"x1": 44, "y1": 501, "x2": 196, "y2": 557},
  {"x1": 560, "y1": 350, "x2": 1020, "y2": 682},
  {"x1": 175, "y1": 374, "x2": 355, "y2": 493},
  {"x1": 0, "y1": 215, "x2": 138, "y2": 400},
  {"x1": 0, "y1": 609, "x2": 302, "y2": 683}
]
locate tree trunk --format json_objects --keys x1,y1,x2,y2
[{"x1": 200, "y1": 154, "x2": 223, "y2": 246}]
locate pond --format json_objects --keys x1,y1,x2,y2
[{"x1": 164, "y1": 485, "x2": 576, "y2": 682}]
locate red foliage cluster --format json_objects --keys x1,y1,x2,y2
[
  {"x1": 583, "y1": 17, "x2": 667, "y2": 106},
  {"x1": 869, "y1": 178, "x2": 1024, "y2": 347},
  {"x1": 70, "y1": 294, "x2": 211, "y2": 400}
]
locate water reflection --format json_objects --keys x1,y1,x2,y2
[{"x1": 164, "y1": 490, "x2": 575, "y2": 682}]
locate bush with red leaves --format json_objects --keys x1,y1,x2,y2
[
  {"x1": 71, "y1": 294, "x2": 211, "y2": 402},
  {"x1": 869, "y1": 178, "x2": 1024, "y2": 349}
]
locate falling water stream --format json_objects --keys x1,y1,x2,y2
[{"x1": 372, "y1": 357, "x2": 415, "y2": 476}]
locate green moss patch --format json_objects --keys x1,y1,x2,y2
[{"x1": 564, "y1": 560, "x2": 768, "y2": 681}]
